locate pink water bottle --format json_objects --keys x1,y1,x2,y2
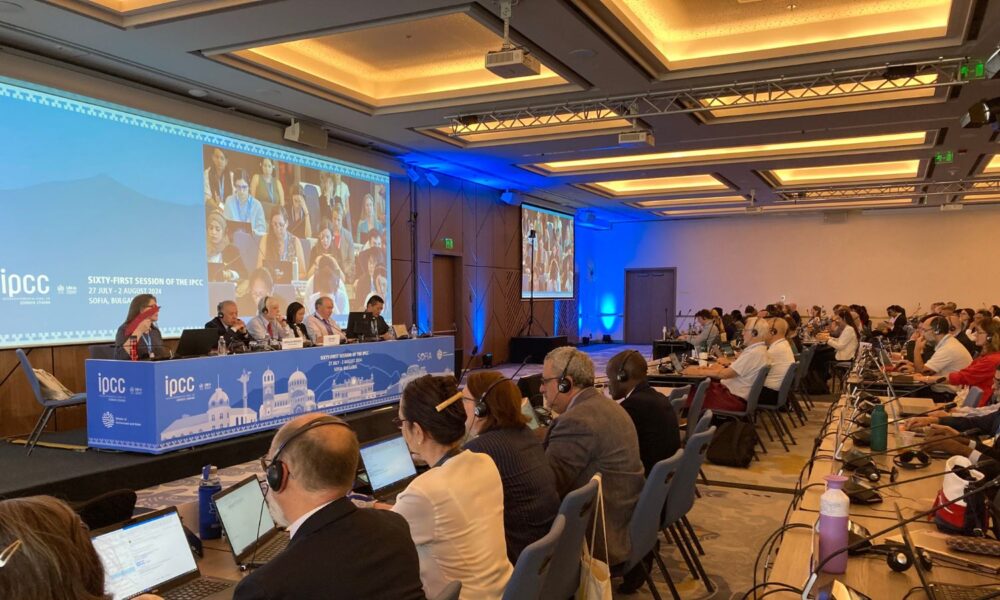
[{"x1": 818, "y1": 474, "x2": 850, "y2": 574}]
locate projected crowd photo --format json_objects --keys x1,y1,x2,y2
[
  {"x1": 203, "y1": 145, "x2": 388, "y2": 320},
  {"x1": 521, "y1": 205, "x2": 574, "y2": 299}
]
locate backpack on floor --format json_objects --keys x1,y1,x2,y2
[{"x1": 706, "y1": 421, "x2": 756, "y2": 468}]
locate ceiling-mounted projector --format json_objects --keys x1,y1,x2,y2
[
  {"x1": 618, "y1": 130, "x2": 655, "y2": 146},
  {"x1": 485, "y1": 48, "x2": 540, "y2": 78}
]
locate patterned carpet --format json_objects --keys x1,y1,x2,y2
[{"x1": 135, "y1": 343, "x2": 825, "y2": 599}]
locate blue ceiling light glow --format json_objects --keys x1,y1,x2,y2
[{"x1": 600, "y1": 294, "x2": 618, "y2": 331}]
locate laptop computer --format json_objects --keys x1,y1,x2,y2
[
  {"x1": 357, "y1": 434, "x2": 418, "y2": 502},
  {"x1": 262, "y1": 260, "x2": 293, "y2": 284},
  {"x1": 899, "y1": 396, "x2": 937, "y2": 416},
  {"x1": 670, "y1": 352, "x2": 684, "y2": 374},
  {"x1": 212, "y1": 475, "x2": 289, "y2": 567},
  {"x1": 175, "y1": 328, "x2": 221, "y2": 358},
  {"x1": 897, "y1": 505, "x2": 1000, "y2": 600},
  {"x1": 91, "y1": 506, "x2": 235, "y2": 600}
]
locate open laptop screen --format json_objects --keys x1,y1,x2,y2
[
  {"x1": 360, "y1": 434, "x2": 417, "y2": 493},
  {"x1": 91, "y1": 508, "x2": 198, "y2": 600},
  {"x1": 213, "y1": 476, "x2": 276, "y2": 559}
]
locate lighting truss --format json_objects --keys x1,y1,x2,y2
[
  {"x1": 445, "y1": 58, "x2": 967, "y2": 136},
  {"x1": 774, "y1": 176, "x2": 1000, "y2": 203}
]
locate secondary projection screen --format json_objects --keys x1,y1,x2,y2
[
  {"x1": 0, "y1": 77, "x2": 390, "y2": 349},
  {"x1": 521, "y1": 204, "x2": 574, "y2": 300}
]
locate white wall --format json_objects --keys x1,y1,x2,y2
[{"x1": 577, "y1": 207, "x2": 1000, "y2": 339}]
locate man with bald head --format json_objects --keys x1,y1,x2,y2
[
  {"x1": 759, "y1": 316, "x2": 794, "y2": 406},
  {"x1": 235, "y1": 414, "x2": 426, "y2": 600}
]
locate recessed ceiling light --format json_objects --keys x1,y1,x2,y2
[
  {"x1": 632, "y1": 195, "x2": 747, "y2": 208},
  {"x1": 984, "y1": 155, "x2": 1000, "y2": 174},
  {"x1": 187, "y1": 88, "x2": 209, "y2": 98},
  {"x1": 767, "y1": 159, "x2": 922, "y2": 186},
  {"x1": 0, "y1": 1, "x2": 24, "y2": 13},
  {"x1": 581, "y1": 174, "x2": 729, "y2": 197}
]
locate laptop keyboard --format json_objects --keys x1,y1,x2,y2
[
  {"x1": 932, "y1": 584, "x2": 1000, "y2": 600},
  {"x1": 251, "y1": 534, "x2": 289, "y2": 562},
  {"x1": 162, "y1": 578, "x2": 233, "y2": 600}
]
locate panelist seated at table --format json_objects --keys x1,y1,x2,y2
[
  {"x1": 682, "y1": 316, "x2": 770, "y2": 412},
  {"x1": 239, "y1": 414, "x2": 426, "y2": 600},
  {"x1": 248, "y1": 296, "x2": 292, "y2": 342},
  {"x1": 0, "y1": 495, "x2": 163, "y2": 600},
  {"x1": 908, "y1": 320, "x2": 1000, "y2": 405},
  {"x1": 114, "y1": 293, "x2": 171, "y2": 360},
  {"x1": 896, "y1": 315, "x2": 973, "y2": 403},
  {"x1": 205, "y1": 300, "x2": 253, "y2": 348},
  {"x1": 678, "y1": 309, "x2": 721, "y2": 353},
  {"x1": 350, "y1": 295, "x2": 392, "y2": 341},
  {"x1": 305, "y1": 296, "x2": 345, "y2": 344}
]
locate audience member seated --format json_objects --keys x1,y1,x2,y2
[
  {"x1": 680, "y1": 309, "x2": 721, "y2": 352},
  {"x1": 305, "y1": 296, "x2": 345, "y2": 344},
  {"x1": 541, "y1": 346, "x2": 644, "y2": 568},
  {"x1": 785, "y1": 315, "x2": 803, "y2": 355},
  {"x1": 813, "y1": 308, "x2": 859, "y2": 380},
  {"x1": 461, "y1": 372, "x2": 560, "y2": 565},
  {"x1": 236, "y1": 267, "x2": 273, "y2": 316},
  {"x1": 206, "y1": 210, "x2": 247, "y2": 283},
  {"x1": 355, "y1": 193, "x2": 385, "y2": 246},
  {"x1": 875, "y1": 305, "x2": 908, "y2": 341},
  {"x1": 353, "y1": 295, "x2": 391, "y2": 341},
  {"x1": 906, "y1": 407, "x2": 1000, "y2": 478},
  {"x1": 257, "y1": 208, "x2": 307, "y2": 281},
  {"x1": 682, "y1": 317, "x2": 770, "y2": 412},
  {"x1": 239, "y1": 414, "x2": 425, "y2": 600},
  {"x1": 390, "y1": 375, "x2": 512, "y2": 599},
  {"x1": 913, "y1": 319, "x2": 1000, "y2": 405},
  {"x1": 805, "y1": 305, "x2": 825, "y2": 333},
  {"x1": 204, "y1": 147, "x2": 231, "y2": 210},
  {"x1": 223, "y1": 168, "x2": 266, "y2": 235},
  {"x1": 286, "y1": 183, "x2": 312, "y2": 240},
  {"x1": 316, "y1": 204, "x2": 355, "y2": 281},
  {"x1": 249, "y1": 157, "x2": 284, "y2": 209},
  {"x1": 903, "y1": 315, "x2": 973, "y2": 402},
  {"x1": 0, "y1": 495, "x2": 163, "y2": 600},
  {"x1": 205, "y1": 299, "x2": 253, "y2": 348},
  {"x1": 248, "y1": 296, "x2": 292, "y2": 342},
  {"x1": 760, "y1": 317, "x2": 794, "y2": 406},
  {"x1": 286, "y1": 301, "x2": 310, "y2": 341},
  {"x1": 114, "y1": 293, "x2": 170, "y2": 360},
  {"x1": 949, "y1": 314, "x2": 978, "y2": 356}
]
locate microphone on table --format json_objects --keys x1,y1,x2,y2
[{"x1": 801, "y1": 473, "x2": 1000, "y2": 599}]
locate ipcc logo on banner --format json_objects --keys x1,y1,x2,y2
[
  {"x1": 98, "y1": 373, "x2": 126, "y2": 395},
  {"x1": 164, "y1": 376, "x2": 196, "y2": 397}
]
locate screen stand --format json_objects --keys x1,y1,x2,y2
[{"x1": 518, "y1": 230, "x2": 548, "y2": 337}]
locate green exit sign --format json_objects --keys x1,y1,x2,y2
[
  {"x1": 934, "y1": 150, "x2": 954, "y2": 164},
  {"x1": 959, "y1": 60, "x2": 986, "y2": 80},
  {"x1": 443, "y1": 238, "x2": 454, "y2": 250}
]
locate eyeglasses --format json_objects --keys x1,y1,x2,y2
[
  {"x1": 259, "y1": 454, "x2": 272, "y2": 474},
  {"x1": 0, "y1": 539, "x2": 22, "y2": 568},
  {"x1": 392, "y1": 417, "x2": 408, "y2": 429}
]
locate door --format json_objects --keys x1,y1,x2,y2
[
  {"x1": 432, "y1": 255, "x2": 461, "y2": 337},
  {"x1": 624, "y1": 269, "x2": 677, "y2": 344}
]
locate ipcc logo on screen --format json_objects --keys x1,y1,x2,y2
[{"x1": 0, "y1": 268, "x2": 50, "y2": 298}]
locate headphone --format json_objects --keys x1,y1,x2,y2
[
  {"x1": 473, "y1": 376, "x2": 512, "y2": 418},
  {"x1": 217, "y1": 301, "x2": 225, "y2": 318},
  {"x1": 265, "y1": 415, "x2": 351, "y2": 492},
  {"x1": 929, "y1": 316, "x2": 950, "y2": 336},
  {"x1": 558, "y1": 353, "x2": 576, "y2": 394},
  {"x1": 258, "y1": 295, "x2": 271, "y2": 315},
  {"x1": 853, "y1": 460, "x2": 898, "y2": 483},
  {"x1": 866, "y1": 543, "x2": 933, "y2": 573},
  {"x1": 893, "y1": 450, "x2": 931, "y2": 470},
  {"x1": 616, "y1": 349, "x2": 642, "y2": 383}
]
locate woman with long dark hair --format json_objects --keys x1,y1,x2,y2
[{"x1": 114, "y1": 293, "x2": 168, "y2": 359}]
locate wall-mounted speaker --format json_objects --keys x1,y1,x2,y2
[{"x1": 284, "y1": 121, "x2": 328, "y2": 149}]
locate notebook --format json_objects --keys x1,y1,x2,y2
[
  {"x1": 212, "y1": 475, "x2": 289, "y2": 567},
  {"x1": 358, "y1": 434, "x2": 418, "y2": 501},
  {"x1": 91, "y1": 506, "x2": 234, "y2": 600}
]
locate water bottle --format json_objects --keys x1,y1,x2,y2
[
  {"x1": 128, "y1": 335, "x2": 138, "y2": 361},
  {"x1": 662, "y1": 326, "x2": 668, "y2": 341},
  {"x1": 198, "y1": 465, "x2": 222, "y2": 539},
  {"x1": 292, "y1": 258, "x2": 300, "y2": 282},
  {"x1": 869, "y1": 403, "x2": 888, "y2": 452},
  {"x1": 410, "y1": 324, "x2": 418, "y2": 339},
  {"x1": 217, "y1": 336, "x2": 226, "y2": 356},
  {"x1": 818, "y1": 474, "x2": 850, "y2": 573}
]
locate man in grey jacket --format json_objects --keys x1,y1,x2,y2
[{"x1": 541, "y1": 346, "x2": 645, "y2": 571}]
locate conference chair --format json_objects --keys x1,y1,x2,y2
[
  {"x1": 661, "y1": 426, "x2": 717, "y2": 595},
  {"x1": 502, "y1": 515, "x2": 565, "y2": 600},
  {"x1": 794, "y1": 344, "x2": 817, "y2": 412},
  {"x1": 713, "y1": 366, "x2": 770, "y2": 457},
  {"x1": 538, "y1": 478, "x2": 599, "y2": 600},
  {"x1": 756, "y1": 364, "x2": 798, "y2": 452},
  {"x1": 614, "y1": 450, "x2": 685, "y2": 600},
  {"x1": 433, "y1": 581, "x2": 462, "y2": 600},
  {"x1": 88, "y1": 344, "x2": 118, "y2": 360},
  {"x1": 16, "y1": 349, "x2": 87, "y2": 456},
  {"x1": 963, "y1": 387, "x2": 984, "y2": 408},
  {"x1": 685, "y1": 378, "x2": 710, "y2": 443},
  {"x1": 666, "y1": 385, "x2": 691, "y2": 429}
]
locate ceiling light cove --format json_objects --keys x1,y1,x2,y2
[
  {"x1": 44, "y1": 0, "x2": 263, "y2": 27},
  {"x1": 766, "y1": 159, "x2": 923, "y2": 187},
  {"x1": 528, "y1": 131, "x2": 931, "y2": 175},
  {"x1": 984, "y1": 155, "x2": 1000, "y2": 175},
  {"x1": 632, "y1": 195, "x2": 747, "y2": 209},
  {"x1": 580, "y1": 174, "x2": 729, "y2": 198}
]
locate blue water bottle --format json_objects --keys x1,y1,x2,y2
[{"x1": 198, "y1": 465, "x2": 222, "y2": 539}]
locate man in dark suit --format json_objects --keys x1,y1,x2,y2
[
  {"x1": 204, "y1": 300, "x2": 252, "y2": 348},
  {"x1": 541, "y1": 347, "x2": 645, "y2": 570},
  {"x1": 235, "y1": 413, "x2": 426, "y2": 600},
  {"x1": 606, "y1": 350, "x2": 681, "y2": 476},
  {"x1": 352, "y1": 295, "x2": 392, "y2": 341}
]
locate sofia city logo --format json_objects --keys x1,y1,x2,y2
[{"x1": 0, "y1": 268, "x2": 50, "y2": 298}]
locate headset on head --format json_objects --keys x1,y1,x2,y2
[
  {"x1": 258, "y1": 295, "x2": 271, "y2": 316},
  {"x1": 558, "y1": 352, "x2": 577, "y2": 394},
  {"x1": 265, "y1": 415, "x2": 352, "y2": 492},
  {"x1": 929, "y1": 316, "x2": 950, "y2": 336},
  {"x1": 473, "y1": 375, "x2": 512, "y2": 419},
  {"x1": 616, "y1": 349, "x2": 642, "y2": 383},
  {"x1": 217, "y1": 301, "x2": 225, "y2": 319}
]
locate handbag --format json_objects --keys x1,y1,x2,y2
[
  {"x1": 577, "y1": 474, "x2": 613, "y2": 600},
  {"x1": 933, "y1": 455, "x2": 990, "y2": 536}
]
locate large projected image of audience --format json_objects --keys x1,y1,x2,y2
[
  {"x1": 521, "y1": 205, "x2": 574, "y2": 299},
  {"x1": 202, "y1": 146, "x2": 388, "y2": 321}
]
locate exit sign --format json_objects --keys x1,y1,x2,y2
[
  {"x1": 443, "y1": 238, "x2": 454, "y2": 250},
  {"x1": 934, "y1": 150, "x2": 954, "y2": 164},
  {"x1": 959, "y1": 60, "x2": 986, "y2": 80}
]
